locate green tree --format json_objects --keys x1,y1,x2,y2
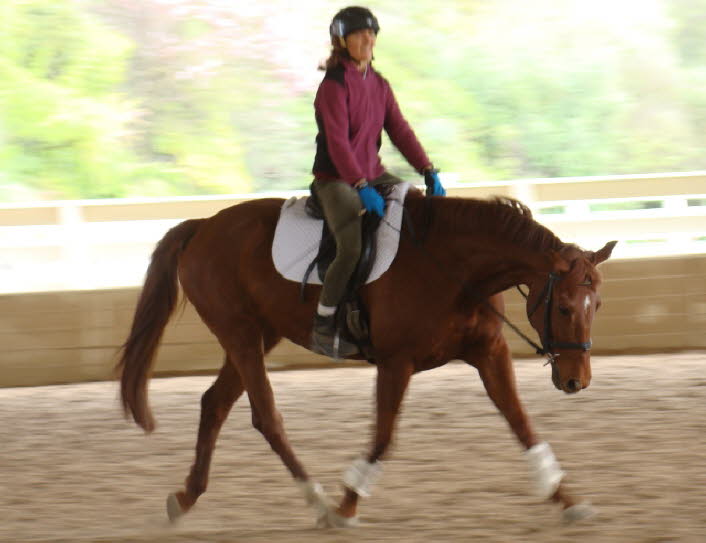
[
  {"x1": 0, "y1": 1, "x2": 136, "y2": 199},
  {"x1": 1, "y1": 0, "x2": 705, "y2": 201}
]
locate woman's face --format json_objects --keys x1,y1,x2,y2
[{"x1": 345, "y1": 28, "x2": 376, "y2": 66}]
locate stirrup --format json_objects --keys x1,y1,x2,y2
[{"x1": 311, "y1": 316, "x2": 359, "y2": 360}]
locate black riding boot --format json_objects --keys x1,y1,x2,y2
[{"x1": 311, "y1": 313, "x2": 359, "y2": 359}]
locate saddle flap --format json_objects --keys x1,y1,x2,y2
[{"x1": 271, "y1": 182, "x2": 411, "y2": 286}]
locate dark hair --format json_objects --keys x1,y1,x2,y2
[{"x1": 319, "y1": 38, "x2": 353, "y2": 71}]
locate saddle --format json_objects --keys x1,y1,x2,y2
[{"x1": 302, "y1": 183, "x2": 396, "y2": 360}]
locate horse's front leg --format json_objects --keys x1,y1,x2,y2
[
  {"x1": 325, "y1": 360, "x2": 414, "y2": 528},
  {"x1": 470, "y1": 338, "x2": 594, "y2": 523}
]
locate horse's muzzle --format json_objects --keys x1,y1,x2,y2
[
  {"x1": 551, "y1": 364, "x2": 589, "y2": 394},
  {"x1": 563, "y1": 378, "x2": 583, "y2": 394}
]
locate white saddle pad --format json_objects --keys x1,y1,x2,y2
[{"x1": 272, "y1": 182, "x2": 411, "y2": 285}]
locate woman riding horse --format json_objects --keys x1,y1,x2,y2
[
  {"x1": 311, "y1": 6, "x2": 446, "y2": 357},
  {"x1": 116, "y1": 4, "x2": 619, "y2": 531}
]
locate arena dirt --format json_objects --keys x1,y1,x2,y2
[{"x1": 1, "y1": 353, "x2": 704, "y2": 542}]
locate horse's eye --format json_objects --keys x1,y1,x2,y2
[{"x1": 558, "y1": 306, "x2": 570, "y2": 316}]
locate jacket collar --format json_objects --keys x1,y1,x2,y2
[{"x1": 342, "y1": 58, "x2": 373, "y2": 78}]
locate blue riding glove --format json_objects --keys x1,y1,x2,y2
[
  {"x1": 357, "y1": 184, "x2": 385, "y2": 217},
  {"x1": 424, "y1": 168, "x2": 446, "y2": 197}
]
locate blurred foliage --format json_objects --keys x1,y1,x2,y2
[{"x1": 0, "y1": 0, "x2": 705, "y2": 201}]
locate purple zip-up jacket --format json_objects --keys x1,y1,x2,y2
[{"x1": 312, "y1": 59, "x2": 430, "y2": 186}]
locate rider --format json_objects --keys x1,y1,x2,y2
[{"x1": 310, "y1": 6, "x2": 446, "y2": 357}]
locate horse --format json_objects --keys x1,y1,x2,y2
[{"x1": 117, "y1": 187, "x2": 616, "y2": 527}]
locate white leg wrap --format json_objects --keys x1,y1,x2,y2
[
  {"x1": 343, "y1": 457, "x2": 382, "y2": 498},
  {"x1": 297, "y1": 480, "x2": 339, "y2": 528},
  {"x1": 525, "y1": 442, "x2": 565, "y2": 499},
  {"x1": 297, "y1": 480, "x2": 329, "y2": 510}
]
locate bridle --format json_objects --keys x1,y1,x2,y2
[
  {"x1": 527, "y1": 271, "x2": 592, "y2": 358},
  {"x1": 489, "y1": 272, "x2": 592, "y2": 367}
]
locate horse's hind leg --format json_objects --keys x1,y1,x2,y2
[
  {"x1": 167, "y1": 358, "x2": 244, "y2": 521},
  {"x1": 223, "y1": 323, "x2": 334, "y2": 524}
]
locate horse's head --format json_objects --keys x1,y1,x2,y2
[{"x1": 524, "y1": 241, "x2": 617, "y2": 394}]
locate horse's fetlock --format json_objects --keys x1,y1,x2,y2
[
  {"x1": 186, "y1": 477, "x2": 207, "y2": 498},
  {"x1": 525, "y1": 441, "x2": 565, "y2": 499}
]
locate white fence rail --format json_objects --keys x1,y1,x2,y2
[{"x1": 1, "y1": 171, "x2": 705, "y2": 294}]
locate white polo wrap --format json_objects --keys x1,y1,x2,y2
[
  {"x1": 343, "y1": 457, "x2": 382, "y2": 498},
  {"x1": 297, "y1": 480, "x2": 327, "y2": 507},
  {"x1": 525, "y1": 441, "x2": 565, "y2": 499}
]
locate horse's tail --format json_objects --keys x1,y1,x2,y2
[{"x1": 116, "y1": 218, "x2": 204, "y2": 433}]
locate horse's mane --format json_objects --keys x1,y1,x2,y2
[{"x1": 420, "y1": 195, "x2": 567, "y2": 253}]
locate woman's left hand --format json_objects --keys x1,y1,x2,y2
[{"x1": 424, "y1": 169, "x2": 446, "y2": 197}]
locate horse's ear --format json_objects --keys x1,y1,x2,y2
[{"x1": 589, "y1": 240, "x2": 618, "y2": 265}]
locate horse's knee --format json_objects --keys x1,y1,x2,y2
[{"x1": 252, "y1": 410, "x2": 285, "y2": 444}]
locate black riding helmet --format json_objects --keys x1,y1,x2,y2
[{"x1": 329, "y1": 6, "x2": 380, "y2": 39}]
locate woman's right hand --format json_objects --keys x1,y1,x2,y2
[{"x1": 357, "y1": 185, "x2": 385, "y2": 217}]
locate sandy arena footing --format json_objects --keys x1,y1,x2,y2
[{"x1": 0, "y1": 353, "x2": 704, "y2": 542}]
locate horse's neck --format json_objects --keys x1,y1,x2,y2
[
  {"x1": 454, "y1": 243, "x2": 549, "y2": 297},
  {"x1": 404, "y1": 194, "x2": 560, "y2": 297},
  {"x1": 424, "y1": 225, "x2": 552, "y2": 298}
]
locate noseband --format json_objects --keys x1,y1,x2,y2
[
  {"x1": 487, "y1": 272, "x2": 592, "y2": 367},
  {"x1": 523, "y1": 272, "x2": 592, "y2": 365}
]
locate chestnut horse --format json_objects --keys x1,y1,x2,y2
[{"x1": 117, "y1": 188, "x2": 616, "y2": 527}]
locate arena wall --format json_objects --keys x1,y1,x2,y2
[{"x1": 1, "y1": 254, "x2": 704, "y2": 388}]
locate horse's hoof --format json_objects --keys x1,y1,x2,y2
[
  {"x1": 166, "y1": 493, "x2": 185, "y2": 523},
  {"x1": 563, "y1": 502, "x2": 596, "y2": 524},
  {"x1": 316, "y1": 509, "x2": 359, "y2": 529}
]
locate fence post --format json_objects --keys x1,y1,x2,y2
[{"x1": 58, "y1": 202, "x2": 88, "y2": 290}]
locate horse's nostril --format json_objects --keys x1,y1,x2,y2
[{"x1": 566, "y1": 379, "x2": 581, "y2": 393}]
